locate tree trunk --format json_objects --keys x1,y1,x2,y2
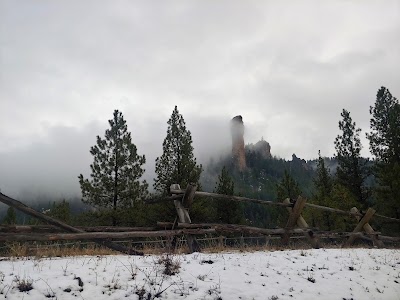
[{"x1": 113, "y1": 152, "x2": 118, "y2": 226}]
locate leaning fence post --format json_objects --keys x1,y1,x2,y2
[
  {"x1": 344, "y1": 207, "x2": 383, "y2": 248},
  {"x1": 171, "y1": 183, "x2": 200, "y2": 253},
  {"x1": 282, "y1": 197, "x2": 319, "y2": 248}
]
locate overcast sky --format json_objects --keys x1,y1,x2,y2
[{"x1": 1, "y1": 1, "x2": 399, "y2": 198}]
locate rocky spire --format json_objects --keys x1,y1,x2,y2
[{"x1": 231, "y1": 115, "x2": 246, "y2": 171}]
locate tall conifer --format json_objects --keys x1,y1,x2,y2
[
  {"x1": 334, "y1": 109, "x2": 368, "y2": 207},
  {"x1": 79, "y1": 110, "x2": 148, "y2": 225},
  {"x1": 367, "y1": 87, "x2": 400, "y2": 219},
  {"x1": 154, "y1": 106, "x2": 202, "y2": 194}
]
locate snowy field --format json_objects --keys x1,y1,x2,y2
[{"x1": 0, "y1": 248, "x2": 399, "y2": 300}]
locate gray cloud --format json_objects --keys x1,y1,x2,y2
[{"x1": 1, "y1": 0, "x2": 399, "y2": 197}]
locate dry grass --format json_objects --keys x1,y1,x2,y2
[
  {"x1": 2, "y1": 242, "x2": 115, "y2": 257},
  {"x1": 0, "y1": 240, "x2": 191, "y2": 258},
  {"x1": 0, "y1": 237, "x2": 388, "y2": 258}
]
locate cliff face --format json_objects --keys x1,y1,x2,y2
[{"x1": 231, "y1": 116, "x2": 246, "y2": 171}]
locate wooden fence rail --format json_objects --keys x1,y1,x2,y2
[
  {"x1": 1, "y1": 181, "x2": 400, "y2": 255},
  {"x1": 0, "y1": 192, "x2": 144, "y2": 255},
  {"x1": 165, "y1": 188, "x2": 400, "y2": 223}
]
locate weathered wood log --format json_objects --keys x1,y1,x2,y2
[
  {"x1": 172, "y1": 184, "x2": 200, "y2": 253},
  {"x1": 213, "y1": 224, "x2": 307, "y2": 235},
  {"x1": 0, "y1": 229, "x2": 217, "y2": 242},
  {"x1": 282, "y1": 197, "x2": 299, "y2": 245},
  {"x1": 344, "y1": 208, "x2": 376, "y2": 247},
  {"x1": 0, "y1": 225, "x2": 63, "y2": 233},
  {"x1": 0, "y1": 225, "x2": 158, "y2": 233},
  {"x1": 158, "y1": 222, "x2": 313, "y2": 235},
  {"x1": 350, "y1": 207, "x2": 384, "y2": 248},
  {"x1": 78, "y1": 226, "x2": 157, "y2": 232},
  {"x1": 0, "y1": 192, "x2": 143, "y2": 255},
  {"x1": 182, "y1": 183, "x2": 197, "y2": 208},
  {"x1": 0, "y1": 227, "x2": 320, "y2": 242},
  {"x1": 170, "y1": 189, "x2": 291, "y2": 207},
  {"x1": 157, "y1": 222, "x2": 215, "y2": 229},
  {"x1": 304, "y1": 203, "x2": 363, "y2": 217},
  {"x1": 283, "y1": 197, "x2": 306, "y2": 244},
  {"x1": 174, "y1": 200, "x2": 192, "y2": 223},
  {"x1": 144, "y1": 194, "x2": 184, "y2": 204},
  {"x1": 285, "y1": 197, "x2": 308, "y2": 229},
  {"x1": 1, "y1": 228, "x2": 393, "y2": 243},
  {"x1": 379, "y1": 235, "x2": 400, "y2": 242},
  {"x1": 374, "y1": 213, "x2": 400, "y2": 223},
  {"x1": 281, "y1": 198, "x2": 319, "y2": 248},
  {"x1": 158, "y1": 188, "x2": 400, "y2": 224}
]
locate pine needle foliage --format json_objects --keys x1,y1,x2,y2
[
  {"x1": 334, "y1": 109, "x2": 369, "y2": 207},
  {"x1": 276, "y1": 169, "x2": 302, "y2": 201},
  {"x1": 154, "y1": 106, "x2": 202, "y2": 195},
  {"x1": 214, "y1": 166, "x2": 241, "y2": 224},
  {"x1": 78, "y1": 110, "x2": 148, "y2": 225},
  {"x1": 366, "y1": 87, "x2": 400, "y2": 222}
]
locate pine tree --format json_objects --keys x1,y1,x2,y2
[
  {"x1": 214, "y1": 166, "x2": 241, "y2": 224},
  {"x1": 366, "y1": 87, "x2": 400, "y2": 221},
  {"x1": 275, "y1": 169, "x2": 302, "y2": 227},
  {"x1": 334, "y1": 109, "x2": 368, "y2": 207},
  {"x1": 154, "y1": 106, "x2": 202, "y2": 194},
  {"x1": 215, "y1": 166, "x2": 235, "y2": 195},
  {"x1": 276, "y1": 169, "x2": 302, "y2": 201},
  {"x1": 310, "y1": 151, "x2": 335, "y2": 230},
  {"x1": 78, "y1": 110, "x2": 148, "y2": 226},
  {"x1": 314, "y1": 151, "x2": 333, "y2": 200},
  {"x1": 305, "y1": 151, "x2": 358, "y2": 231},
  {"x1": 367, "y1": 87, "x2": 400, "y2": 164},
  {"x1": 2, "y1": 206, "x2": 17, "y2": 225}
]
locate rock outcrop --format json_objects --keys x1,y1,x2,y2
[
  {"x1": 253, "y1": 138, "x2": 272, "y2": 159},
  {"x1": 292, "y1": 153, "x2": 310, "y2": 171},
  {"x1": 231, "y1": 116, "x2": 246, "y2": 171}
]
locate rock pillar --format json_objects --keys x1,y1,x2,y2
[{"x1": 231, "y1": 116, "x2": 246, "y2": 171}]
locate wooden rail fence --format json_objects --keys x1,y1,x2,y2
[{"x1": 1, "y1": 183, "x2": 399, "y2": 255}]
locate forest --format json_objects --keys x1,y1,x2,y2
[{"x1": 1, "y1": 86, "x2": 399, "y2": 236}]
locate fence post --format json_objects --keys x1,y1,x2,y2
[
  {"x1": 282, "y1": 197, "x2": 319, "y2": 248},
  {"x1": 218, "y1": 235, "x2": 225, "y2": 249},
  {"x1": 171, "y1": 183, "x2": 200, "y2": 253},
  {"x1": 344, "y1": 207, "x2": 384, "y2": 248}
]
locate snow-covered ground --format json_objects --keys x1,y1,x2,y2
[{"x1": 0, "y1": 248, "x2": 399, "y2": 300}]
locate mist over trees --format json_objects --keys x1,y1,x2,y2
[{"x1": 1, "y1": 87, "x2": 399, "y2": 236}]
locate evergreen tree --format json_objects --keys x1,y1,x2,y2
[
  {"x1": 78, "y1": 110, "x2": 148, "y2": 226},
  {"x1": 334, "y1": 109, "x2": 368, "y2": 207},
  {"x1": 215, "y1": 166, "x2": 235, "y2": 195},
  {"x1": 2, "y1": 206, "x2": 16, "y2": 225},
  {"x1": 214, "y1": 166, "x2": 241, "y2": 224},
  {"x1": 310, "y1": 151, "x2": 334, "y2": 230},
  {"x1": 154, "y1": 106, "x2": 202, "y2": 194},
  {"x1": 276, "y1": 169, "x2": 302, "y2": 200},
  {"x1": 366, "y1": 87, "x2": 400, "y2": 220},
  {"x1": 275, "y1": 169, "x2": 302, "y2": 227},
  {"x1": 314, "y1": 151, "x2": 333, "y2": 200},
  {"x1": 48, "y1": 200, "x2": 71, "y2": 223},
  {"x1": 367, "y1": 87, "x2": 400, "y2": 164},
  {"x1": 305, "y1": 151, "x2": 359, "y2": 231}
]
